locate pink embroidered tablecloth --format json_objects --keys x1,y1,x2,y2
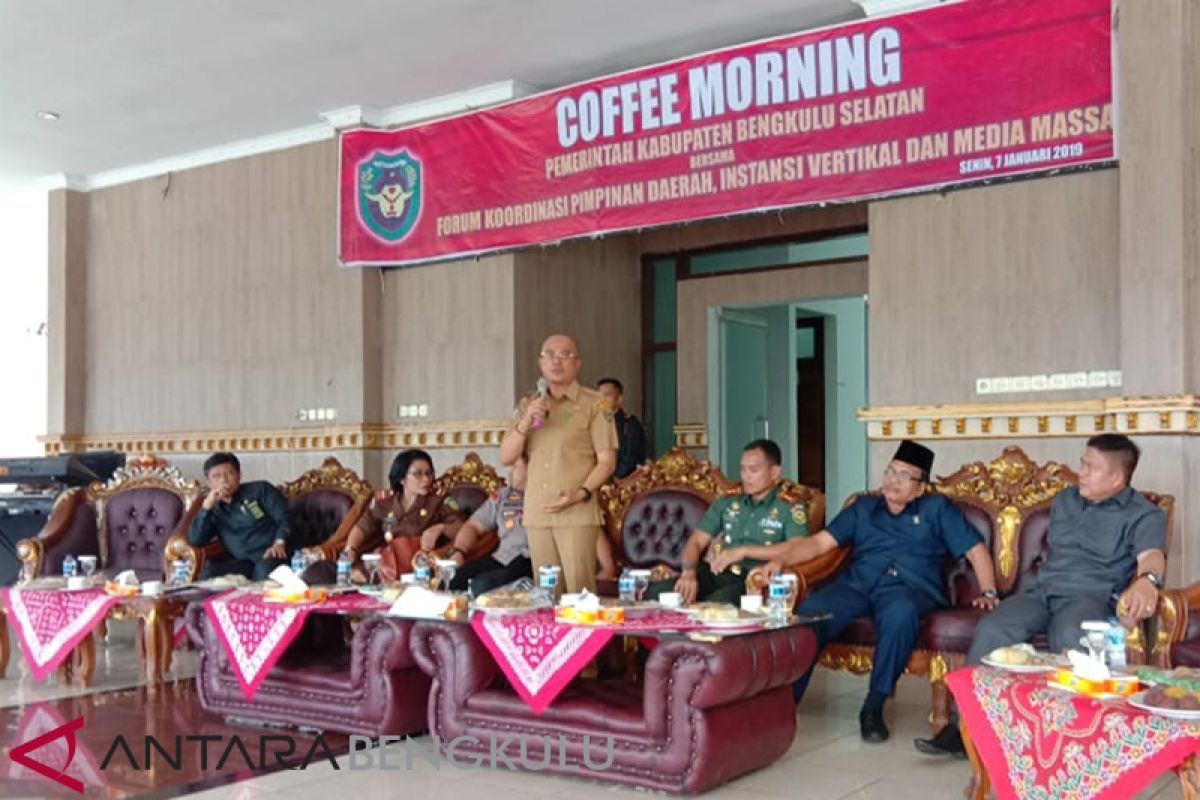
[
  {"x1": 204, "y1": 590, "x2": 389, "y2": 700},
  {"x1": 948, "y1": 666, "x2": 1200, "y2": 800},
  {"x1": 0, "y1": 588, "x2": 121, "y2": 681},
  {"x1": 470, "y1": 607, "x2": 703, "y2": 714}
]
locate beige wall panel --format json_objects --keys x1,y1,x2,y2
[
  {"x1": 47, "y1": 189, "x2": 88, "y2": 435},
  {"x1": 512, "y1": 237, "x2": 642, "y2": 413},
  {"x1": 676, "y1": 261, "x2": 868, "y2": 424},
  {"x1": 80, "y1": 140, "x2": 369, "y2": 433},
  {"x1": 637, "y1": 204, "x2": 866, "y2": 254},
  {"x1": 378, "y1": 254, "x2": 515, "y2": 423},
  {"x1": 1118, "y1": 0, "x2": 1193, "y2": 394},
  {"x1": 869, "y1": 170, "x2": 1120, "y2": 408}
]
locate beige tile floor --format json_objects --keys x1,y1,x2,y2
[{"x1": 0, "y1": 626, "x2": 1184, "y2": 799}]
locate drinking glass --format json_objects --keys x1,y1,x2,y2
[
  {"x1": 79, "y1": 555, "x2": 98, "y2": 581},
  {"x1": 361, "y1": 553, "x2": 382, "y2": 586}
]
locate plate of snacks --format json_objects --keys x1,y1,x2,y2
[
  {"x1": 693, "y1": 604, "x2": 764, "y2": 631},
  {"x1": 1128, "y1": 685, "x2": 1200, "y2": 719},
  {"x1": 264, "y1": 587, "x2": 330, "y2": 604},
  {"x1": 1134, "y1": 666, "x2": 1200, "y2": 689},
  {"x1": 982, "y1": 644, "x2": 1069, "y2": 672},
  {"x1": 473, "y1": 587, "x2": 547, "y2": 610}
]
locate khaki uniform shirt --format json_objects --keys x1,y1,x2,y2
[
  {"x1": 516, "y1": 381, "x2": 618, "y2": 527},
  {"x1": 359, "y1": 491, "x2": 464, "y2": 551}
]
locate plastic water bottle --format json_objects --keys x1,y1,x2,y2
[
  {"x1": 413, "y1": 553, "x2": 432, "y2": 586},
  {"x1": 290, "y1": 550, "x2": 306, "y2": 575},
  {"x1": 539, "y1": 564, "x2": 562, "y2": 602},
  {"x1": 618, "y1": 568, "x2": 636, "y2": 603},
  {"x1": 336, "y1": 550, "x2": 352, "y2": 587},
  {"x1": 767, "y1": 575, "x2": 790, "y2": 622},
  {"x1": 62, "y1": 554, "x2": 77, "y2": 578},
  {"x1": 1106, "y1": 616, "x2": 1128, "y2": 668},
  {"x1": 171, "y1": 559, "x2": 190, "y2": 587}
]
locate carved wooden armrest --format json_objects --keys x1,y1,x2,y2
[
  {"x1": 650, "y1": 564, "x2": 679, "y2": 582},
  {"x1": 163, "y1": 535, "x2": 224, "y2": 581},
  {"x1": 17, "y1": 488, "x2": 89, "y2": 581},
  {"x1": 1148, "y1": 583, "x2": 1200, "y2": 667},
  {"x1": 15, "y1": 538, "x2": 44, "y2": 584},
  {"x1": 743, "y1": 546, "x2": 852, "y2": 602},
  {"x1": 312, "y1": 525, "x2": 354, "y2": 563}
]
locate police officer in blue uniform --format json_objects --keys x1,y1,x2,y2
[{"x1": 712, "y1": 440, "x2": 1000, "y2": 743}]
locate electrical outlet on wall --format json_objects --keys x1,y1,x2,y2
[
  {"x1": 1030, "y1": 375, "x2": 1048, "y2": 391},
  {"x1": 975, "y1": 378, "x2": 993, "y2": 394},
  {"x1": 991, "y1": 377, "x2": 1012, "y2": 393},
  {"x1": 1010, "y1": 376, "x2": 1031, "y2": 392}
]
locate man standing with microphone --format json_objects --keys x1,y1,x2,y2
[{"x1": 500, "y1": 333, "x2": 617, "y2": 594}]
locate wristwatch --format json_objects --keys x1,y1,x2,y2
[
  {"x1": 981, "y1": 588, "x2": 998, "y2": 599},
  {"x1": 579, "y1": 486, "x2": 593, "y2": 502},
  {"x1": 1139, "y1": 571, "x2": 1163, "y2": 589}
]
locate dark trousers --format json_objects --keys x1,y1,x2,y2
[
  {"x1": 966, "y1": 589, "x2": 1114, "y2": 664},
  {"x1": 451, "y1": 555, "x2": 533, "y2": 596},
  {"x1": 647, "y1": 561, "x2": 745, "y2": 604},
  {"x1": 200, "y1": 555, "x2": 287, "y2": 582},
  {"x1": 792, "y1": 575, "x2": 940, "y2": 702}
]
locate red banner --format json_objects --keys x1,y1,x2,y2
[{"x1": 339, "y1": 0, "x2": 1114, "y2": 267}]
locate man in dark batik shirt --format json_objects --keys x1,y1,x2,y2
[{"x1": 188, "y1": 452, "x2": 291, "y2": 581}]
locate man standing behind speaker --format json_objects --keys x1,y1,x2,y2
[
  {"x1": 500, "y1": 333, "x2": 617, "y2": 594},
  {"x1": 596, "y1": 377, "x2": 647, "y2": 479}
]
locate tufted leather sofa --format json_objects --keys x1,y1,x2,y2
[
  {"x1": 17, "y1": 456, "x2": 201, "y2": 583},
  {"x1": 812, "y1": 447, "x2": 1174, "y2": 732},
  {"x1": 186, "y1": 603, "x2": 430, "y2": 737},
  {"x1": 409, "y1": 618, "x2": 817, "y2": 794}
]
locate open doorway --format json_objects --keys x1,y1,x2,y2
[{"x1": 710, "y1": 295, "x2": 868, "y2": 507}]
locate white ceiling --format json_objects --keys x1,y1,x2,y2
[{"x1": 0, "y1": 0, "x2": 862, "y2": 188}]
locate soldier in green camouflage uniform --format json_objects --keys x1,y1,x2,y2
[{"x1": 648, "y1": 439, "x2": 809, "y2": 605}]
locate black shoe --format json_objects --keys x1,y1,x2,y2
[
  {"x1": 914, "y1": 724, "x2": 967, "y2": 759},
  {"x1": 859, "y1": 709, "x2": 889, "y2": 743}
]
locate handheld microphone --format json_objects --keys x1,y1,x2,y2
[{"x1": 532, "y1": 378, "x2": 549, "y2": 429}]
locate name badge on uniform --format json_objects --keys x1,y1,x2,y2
[
  {"x1": 243, "y1": 500, "x2": 265, "y2": 520},
  {"x1": 502, "y1": 509, "x2": 517, "y2": 530},
  {"x1": 913, "y1": 515, "x2": 920, "y2": 525}
]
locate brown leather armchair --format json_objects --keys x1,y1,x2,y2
[
  {"x1": 807, "y1": 446, "x2": 1173, "y2": 731},
  {"x1": 597, "y1": 447, "x2": 738, "y2": 590},
  {"x1": 165, "y1": 456, "x2": 372, "y2": 579},
  {"x1": 18, "y1": 455, "x2": 201, "y2": 583}
]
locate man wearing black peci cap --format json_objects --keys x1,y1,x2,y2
[{"x1": 712, "y1": 439, "x2": 999, "y2": 743}]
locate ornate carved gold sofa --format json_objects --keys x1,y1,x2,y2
[
  {"x1": 1147, "y1": 583, "x2": 1200, "y2": 668},
  {"x1": 811, "y1": 446, "x2": 1174, "y2": 731},
  {"x1": 18, "y1": 455, "x2": 202, "y2": 583},
  {"x1": 165, "y1": 456, "x2": 373, "y2": 579},
  {"x1": 597, "y1": 448, "x2": 829, "y2": 592}
]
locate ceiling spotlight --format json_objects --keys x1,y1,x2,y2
[{"x1": 35, "y1": 110, "x2": 60, "y2": 121}]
